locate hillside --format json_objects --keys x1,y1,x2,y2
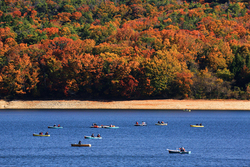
[{"x1": 0, "y1": 0, "x2": 250, "y2": 100}]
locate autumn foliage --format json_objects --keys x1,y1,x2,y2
[{"x1": 0, "y1": 0, "x2": 250, "y2": 100}]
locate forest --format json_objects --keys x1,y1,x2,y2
[{"x1": 0, "y1": 0, "x2": 250, "y2": 100}]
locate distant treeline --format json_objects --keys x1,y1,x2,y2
[{"x1": 0, "y1": 0, "x2": 250, "y2": 100}]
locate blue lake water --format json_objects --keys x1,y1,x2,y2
[{"x1": 0, "y1": 110, "x2": 249, "y2": 166}]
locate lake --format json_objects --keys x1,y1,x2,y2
[{"x1": 0, "y1": 110, "x2": 249, "y2": 166}]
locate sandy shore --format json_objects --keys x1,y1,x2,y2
[{"x1": 0, "y1": 99, "x2": 250, "y2": 110}]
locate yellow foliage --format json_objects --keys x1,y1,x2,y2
[
  {"x1": 165, "y1": 25, "x2": 179, "y2": 30},
  {"x1": 100, "y1": 52, "x2": 119, "y2": 61},
  {"x1": 164, "y1": 18, "x2": 172, "y2": 23},
  {"x1": 59, "y1": 27, "x2": 71, "y2": 36}
]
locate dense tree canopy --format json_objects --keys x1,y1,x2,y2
[{"x1": 0, "y1": 0, "x2": 250, "y2": 100}]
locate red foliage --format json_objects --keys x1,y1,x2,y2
[
  {"x1": 71, "y1": 12, "x2": 82, "y2": 20},
  {"x1": 12, "y1": 10, "x2": 21, "y2": 17},
  {"x1": 119, "y1": 75, "x2": 139, "y2": 98},
  {"x1": 174, "y1": 72, "x2": 193, "y2": 98}
]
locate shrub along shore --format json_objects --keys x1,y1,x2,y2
[{"x1": 0, "y1": 100, "x2": 250, "y2": 110}]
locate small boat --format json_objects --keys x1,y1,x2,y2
[
  {"x1": 90, "y1": 123, "x2": 102, "y2": 128},
  {"x1": 134, "y1": 124, "x2": 147, "y2": 126},
  {"x1": 155, "y1": 123, "x2": 168, "y2": 126},
  {"x1": 190, "y1": 124, "x2": 204, "y2": 127},
  {"x1": 71, "y1": 144, "x2": 91, "y2": 147},
  {"x1": 101, "y1": 125, "x2": 109, "y2": 128},
  {"x1": 183, "y1": 109, "x2": 191, "y2": 112},
  {"x1": 103, "y1": 125, "x2": 119, "y2": 129},
  {"x1": 33, "y1": 133, "x2": 50, "y2": 137},
  {"x1": 48, "y1": 126, "x2": 63, "y2": 129},
  {"x1": 167, "y1": 149, "x2": 191, "y2": 154},
  {"x1": 134, "y1": 121, "x2": 147, "y2": 126},
  {"x1": 90, "y1": 125, "x2": 102, "y2": 128},
  {"x1": 84, "y1": 136, "x2": 102, "y2": 139}
]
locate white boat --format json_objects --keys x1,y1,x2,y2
[
  {"x1": 155, "y1": 123, "x2": 168, "y2": 126},
  {"x1": 134, "y1": 121, "x2": 147, "y2": 126},
  {"x1": 48, "y1": 126, "x2": 63, "y2": 129},
  {"x1": 190, "y1": 124, "x2": 204, "y2": 127},
  {"x1": 103, "y1": 125, "x2": 119, "y2": 129},
  {"x1": 84, "y1": 136, "x2": 102, "y2": 139}
]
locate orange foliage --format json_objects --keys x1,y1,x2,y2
[
  {"x1": 43, "y1": 27, "x2": 59, "y2": 38},
  {"x1": 71, "y1": 12, "x2": 82, "y2": 20},
  {"x1": 4, "y1": 38, "x2": 17, "y2": 47},
  {"x1": 0, "y1": 44, "x2": 39, "y2": 95},
  {"x1": 1, "y1": 0, "x2": 250, "y2": 99},
  {"x1": 46, "y1": 0, "x2": 57, "y2": 5},
  {"x1": 0, "y1": 27, "x2": 16, "y2": 41},
  {"x1": 188, "y1": 8, "x2": 205, "y2": 18},
  {"x1": 57, "y1": 12, "x2": 72, "y2": 22},
  {"x1": 122, "y1": 17, "x2": 159, "y2": 31},
  {"x1": 173, "y1": 71, "x2": 193, "y2": 98},
  {"x1": 4, "y1": 0, "x2": 18, "y2": 5},
  {"x1": 77, "y1": 4, "x2": 90, "y2": 13},
  {"x1": 23, "y1": 9, "x2": 37, "y2": 18},
  {"x1": 113, "y1": 27, "x2": 136, "y2": 42},
  {"x1": 12, "y1": 10, "x2": 21, "y2": 17}
]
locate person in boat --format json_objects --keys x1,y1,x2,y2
[
  {"x1": 97, "y1": 134, "x2": 101, "y2": 137},
  {"x1": 161, "y1": 121, "x2": 164, "y2": 124},
  {"x1": 179, "y1": 147, "x2": 185, "y2": 152},
  {"x1": 110, "y1": 124, "x2": 113, "y2": 127},
  {"x1": 136, "y1": 122, "x2": 139, "y2": 125},
  {"x1": 200, "y1": 123, "x2": 202, "y2": 126},
  {"x1": 39, "y1": 132, "x2": 43, "y2": 135},
  {"x1": 91, "y1": 133, "x2": 94, "y2": 137},
  {"x1": 58, "y1": 124, "x2": 60, "y2": 127},
  {"x1": 142, "y1": 122, "x2": 146, "y2": 125},
  {"x1": 78, "y1": 141, "x2": 82, "y2": 145},
  {"x1": 158, "y1": 121, "x2": 160, "y2": 124},
  {"x1": 45, "y1": 132, "x2": 49, "y2": 135},
  {"x1": 53, "y1": 124, "x2": 56, "y2": 127}
]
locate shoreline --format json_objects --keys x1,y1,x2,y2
[{"x1": 0, "y1": 99, "x2": 250, "y2": 110}]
